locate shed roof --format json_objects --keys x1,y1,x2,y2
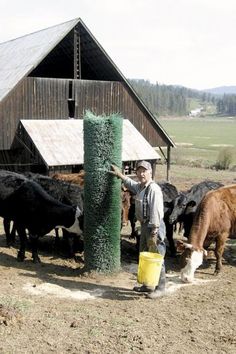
[{"x1": 19, "y1": 119, "x2": 160, "y2": 167}]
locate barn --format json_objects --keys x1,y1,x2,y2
[{"x1": 0, "y1": 18, "x2": 174, "y2": 177}]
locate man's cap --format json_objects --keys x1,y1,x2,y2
[{"x1": 136, "y1": 160, "x2": 152, "y2": 170}]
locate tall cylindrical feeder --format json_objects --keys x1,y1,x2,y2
[{"x1": 83, "y1": 111, "x2": 123, "y2": 272}]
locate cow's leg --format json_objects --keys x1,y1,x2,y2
[
  {"x1": 4, "y1": 219, "x2": 17, "y2": 247},
  {"x1": 128, "y1": 205, "x2": 136, "y2": 238},
  {"x1": 29, "y1": 235, "x2": 41, "y2": 263},
  {"x1": 183, "y1": 221, "x2": 192, "y2": 239},
  {"x1": 10, "y1": 222, "x2": 16, "y2": 243},
  {"x1": 3, "y1": 218, "x2": 11, "y2": 246},
  {"x1": 130, "y1": 217, "x2": 136, "y2": 238},
  {"x1": 16, "y1": 225, "x2": 27, "y2": 261},
  {"x1": 214, "y1": 234, "x2": 227, "y2": 274},
  {"x1": 54, "y1": 228, "x2": 60, "y2": 252},
  {"x1": 165, "y1": 219, "x2": 176, "y2": 257},
  {"x1": 62, "y1": 229, "x2": 74, "y2": 258}
]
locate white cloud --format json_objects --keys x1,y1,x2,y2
[{"x1": 0, "y1": 0, "x2": 236, "y2": 89}]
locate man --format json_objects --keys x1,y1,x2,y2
[{"x1": 110, "y1": 160, "x2": 166, "y2": 299}]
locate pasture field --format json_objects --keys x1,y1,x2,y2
[
  {"x1": 159, "y1": 117, "x2": 236, "y2": 167},
  {"x1": 156, "y1": 164, "x2": 236, "y2": 190}
]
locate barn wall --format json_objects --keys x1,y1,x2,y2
[
  {"x1": 0, "y1": 77, "x2": 69, "y2": 150},
  {"x1": 74, "y1": 80, "x2": 167, "y2": 146},
  {"x1": 0, "y1": 77, "x2": 167, "y2": 150}
]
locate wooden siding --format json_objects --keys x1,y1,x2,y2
[
  {"x1": 0, "y1": 77, "x2": 167, "y2": 150},
  {"x1": 74, "y1": 80, "x2": 167, "y2": 146}
]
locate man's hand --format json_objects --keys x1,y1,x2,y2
[
  {"x1": 151, "y1": 228, "x2": 158, "y2": 236},
  {"x1": 108, "y1": 164, "x2": 124, "y2": 179},
  {"x1": 147, "y1": 236, "x2": 157, "y2": 252}
]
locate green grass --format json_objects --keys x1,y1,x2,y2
[
  {"x1": 156, "y1": 164, "x2": 236, "y2": 185},
  {"x1": 159, "y1": 117, "x2": 236, "y2": 167}
]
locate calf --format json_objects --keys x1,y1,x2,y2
[
  {"x1": 121, "y1": 187, "x2": 136, "y2": 238},
  {"x1": 179, "y1": 184, "x2": 236, "y2": 282},
  {"x1": 121, "y1": 187, "x2": 131, "y2": 228},
  {"x1": 0, "y1": 170, "x2": 83, "y2": 262}
]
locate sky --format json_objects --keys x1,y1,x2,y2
[{"x1": 0, "y1": 0, "x2": 235, "y2": 90}]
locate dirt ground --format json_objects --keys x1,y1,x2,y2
[{"x1": 0, "y1": 171, "x2": 236, "y2": 354}]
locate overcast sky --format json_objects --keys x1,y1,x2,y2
[{"x1": 0, "y1": 0, "x2": 235, "y2": 90}]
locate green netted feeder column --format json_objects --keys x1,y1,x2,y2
[{"x1": 83, "y1": 111, "x2": 123, "y2": 272}]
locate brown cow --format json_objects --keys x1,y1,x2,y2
[
  {"x1": 179, "y1": 184, "x2": 236, "y2": 282},
  {"x1": 52, "y1": 170, "x2": 85, "y2": 187},
  {"x1": 121, "y1": 187, "x2": 137, "y2": 238}
]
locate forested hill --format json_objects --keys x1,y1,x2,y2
[
  {"x1": 204, "y1": 86, "x2": 236, "y2": 95},
  {"x1": 129, "y1": 79, "x2": 236, "y2": 117}
]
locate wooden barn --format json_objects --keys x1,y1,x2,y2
[{"x1": 0, "y1": 18, "x2": 175, "y2": 177}]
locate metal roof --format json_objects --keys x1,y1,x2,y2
[
  {"x1": 0, "y1": 18, "x2": 79, "y2": 102},
  {"x1": 19, "y1": 119, "x2": 161, "y2": 167}
]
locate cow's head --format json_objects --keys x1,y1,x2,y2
[
  {"x1": 169, "y1": 192, "x2": 188, "y2": 224},
  {"x1": 64, "y1": 206, "x2": 83, "y2": 235},
  {"x1": 184, "y1": 200, "x2": 197, "y2": 215},
  {"x1": 177, "y1": 240, "x2": 207, "y2": 283}
]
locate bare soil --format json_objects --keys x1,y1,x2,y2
[{"x1": 0, "y1": 169, "x2": 236, "y2": 354}]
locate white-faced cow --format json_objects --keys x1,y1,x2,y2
[
  {"x1": 179, "y1": 184, "x2": 236, "y2": 283},
  {"x1": 169, "y1": 180, "x2": 223, "y2": 238},
  {"x1": 0, "y1": 170, "x2": 83, "y2": 263}
]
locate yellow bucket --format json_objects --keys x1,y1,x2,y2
[{"x1": 137, "y1": 252, "x2": 164, "y2": 288}]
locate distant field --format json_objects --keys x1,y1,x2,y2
[{"x1": 159, "y1": 117, "x2": 236, "y2": 167}]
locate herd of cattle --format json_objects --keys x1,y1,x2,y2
[{"x1": 0, "y1": 169, "x2": 235, "y2": 282}]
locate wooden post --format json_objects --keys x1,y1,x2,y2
[{"x1": 166, "y1": 146, "x2": 171, "y2": 182}]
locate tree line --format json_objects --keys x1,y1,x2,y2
[
  {"x1": 216, "y1": 95, "x2": 236, "y2": 116},
  {"x1": 129, "y1": 79, "x2": 236, "y2": 116}
]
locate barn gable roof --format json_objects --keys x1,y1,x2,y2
[
  {"x1": 16, "y1": 119, "x2": 161, "y2": 167},
  {"x1": 0, "y1": 18, "x2": 79, "y2": 102},
  {"x1": 0, "y1": 18, "x2": 174, "y2": 148}
]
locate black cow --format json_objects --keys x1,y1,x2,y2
[
  {"x1": 26, "y1": 173, "x2": 84, "y2": 256},
  {"x1": 158, "y1": 181, "x2": 179, "y2": 256},
  {"x1": 169, "y1": 180, "x2": 224, "y2": 238},
  {"x1": 25, "y1": 173, "x2": 84, "y2": 208},
  {"x1": 0, "y1": 170, "x2": 83, "y2": 262},
  {"x1": 5, "y1": 172, "x2": 84, "y2": 256}
]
